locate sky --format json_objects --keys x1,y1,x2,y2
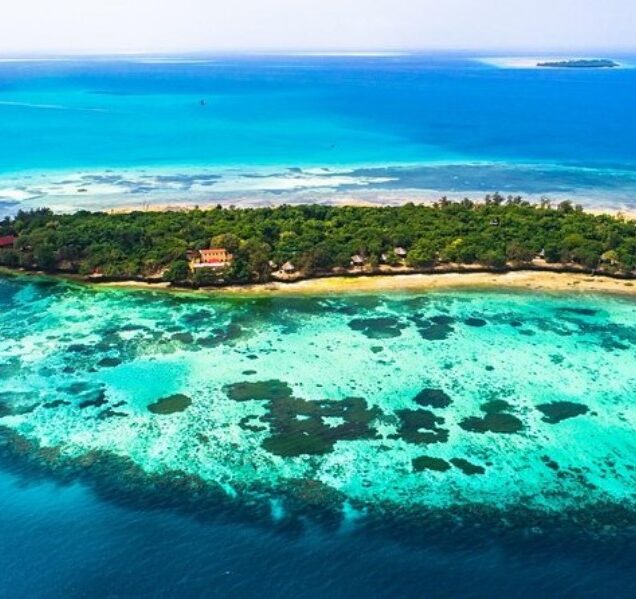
[{"x1": 1, "y1": 0, "x2": 634, "y2": 54}]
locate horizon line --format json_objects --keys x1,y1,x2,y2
[{"x1": 1, "y1": 46, "x2": 636, "y2": 58}]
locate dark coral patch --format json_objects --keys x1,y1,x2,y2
[
  {"x1": 148, "y1": 394, "x2": 192, "y2": 415},
  {"x1": 238, "y1": 415, "x2": 267, "y2": 432},
  {"x1": 558, "y1": 307, "x2": 598, "y2": 317},
  {"x1": 537, "y1": 401, "x2": 589, "y2": 424},
  {"x1": 225, "y1": 380, "x2": 293, "y2": 402},
  {"x1": 541, "y1": 455, "x2": 560, "y2": 471},
  {"x1": 413, "y1": 388, "x2": 452, "y2": 409},
  {"x1": 348, "y1": 317, "x2": 406, "y2": 339},
  {"x1": 450, "y1": 457, "x2": 486, "y2": 475},
  {"x1": 98, "y1": 408, "x2": 128, "y2": 420},
  {"x1": 225, "y1": 380, "x2": 383, "y2": 456},
  {"x1": 412, "y1": 455, "x2": 451, "y2": 472},
  {"x1": 98, "y1": 357, "x2": 122, "y2": 368},
  {"x1": 461, "y1": 400, "x2": 522, "y2": 434},
  {"x1": 480, "y1": 399, "x2": 513, "y2": 415},
  {"x1": 430, "y1": 315, "x2": 455, "y2": 326},
  {"x1": 43, "y1": 399, "x2": 71, "y2": 409},
  {"x1": 397, "y1": 409, "x2": 449, "y2": 444},
  {"x1": 459, "y1": 413, "x2": 523, "y2": 434},
  {"x1": 59, "y1": 381, "x2": 93, "y2": 395},
  {"x1": 171, "y1": 332, "x2": 194, "y2": 344},
  {"x1": 409, "y1": 314, "x2": 455, "y2": 341},
  {"x1": 197, "y1": 324, "x2": 243, "y2": 348},
  {"x1": 78, "y1": 388, "x2": 108, "y2": 410},
  {"x1": 465, "y1": 318, "x2": 488, "y2": 327},
  {"x1": 262, "y1": 396, "x2": 380, "y2": 457}
]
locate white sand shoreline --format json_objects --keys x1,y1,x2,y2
[{"x1": 95, "y1": 271, "x2": 636, "y2": 298}]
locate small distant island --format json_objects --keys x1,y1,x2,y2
[
  {"x1": 537, "y1": 59, "x2": 619, "y2": 69},
  {"x1": 1, "y1": 195, "x2": 635, "y2": 288}
]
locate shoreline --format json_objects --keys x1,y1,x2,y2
[
  {"x1": 4, "y1": 267, "x2": 635, "y2": 298},
  {"x1": 102, "y1": 270, "x2": 636, "y2": 297}
]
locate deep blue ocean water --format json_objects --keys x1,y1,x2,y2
[
  {"x1": 1, "y1": 53, "x2": 636, "y2": 215},
  {"x1": 1, "y1": 467, "x2": 635, "y2": 599}
]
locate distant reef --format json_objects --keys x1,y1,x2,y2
[{"x1": 537, "y1": 59, "x2": 619, "y2": 69}]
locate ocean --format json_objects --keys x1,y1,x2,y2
[
  {"x1": 1, "y1": 53, "x2": 636, "y2": 216},
  {"x1": 1, "y1": 276, "x2": 636, "y2": 597}
]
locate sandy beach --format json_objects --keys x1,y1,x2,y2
[{"x1": 97, "y1": 270, "x2": 636, "y2": 297}]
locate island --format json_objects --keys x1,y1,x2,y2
[
  {"x1": 537, "y1": 59, "x2": 619, "y2": 69},
  {"x1": 1, "y1": 195, "x2": 635, "y2": 287}
]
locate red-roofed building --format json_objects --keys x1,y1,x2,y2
[
  {"x1": 192, "y1": 248, "x2": 233, "y2": 270},
  {"x1": 0, "y1": 235, "x2": 16, "y2": 249}
]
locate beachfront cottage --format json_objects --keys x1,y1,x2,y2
[
  {"x1": 0, "y1": 235, "x2": 16, "y2": 249},
  {"x1": 351, "y1": 254, "x2": 365, "y2": 267},
  {"x1": 282, "y1": 261, "x2": 296, "y2": 273},
  {"x1": 191, "y1": 247, "x2": 233, "y2": 270},
  {"x1": 394, "y1": 247, "x2": 407, "y2": 258}
]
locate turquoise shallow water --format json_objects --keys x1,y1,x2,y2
[
  {"x1": 1, "y1": 54, "x2": 636, "y2": 215},
  {"x1": 1, "y1": 275, "x2": 635, "y2": 523}
]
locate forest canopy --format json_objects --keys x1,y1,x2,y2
[{"x1": 1, "y1": 196, "x2": 635, "y2": 285}]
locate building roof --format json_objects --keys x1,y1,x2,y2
[
  {"x1": 282, "y1": 261, "x2": 296, "y2": 271},
  {"x1": 0, "y1": 235, "x2": 16, "y2": 248},
  {"x1": 394, "y1": 247, "x2": 407, "y2": 256},
  {"x1": 199, "y1": 248, "x2": 232, "y2": 264}
]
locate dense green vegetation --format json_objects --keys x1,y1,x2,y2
[{"x1": 1, "y1": 195, "x2": 635, "y2": 285}]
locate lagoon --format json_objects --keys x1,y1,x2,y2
[{"x1": 1, "y1": 275, "x2": 635, "y2": 526}]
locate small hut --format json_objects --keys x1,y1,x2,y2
[
  {"x1": 351, "y1": 254, "x2": 365, "y2": 267},
  {"x1": 282, "y1": 261, "x2": 296, "y2": 274},
  {"x1": 394, "y1": 247, "x2": 407, "y2": 258}
]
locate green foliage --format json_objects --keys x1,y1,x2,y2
[
  {"x1": 165, "y1": 260, "x2": 190, "y2": 283},
  {"x1": 3, "y1": 199, "x2": 635, "y2": 283},
  {"x1": 406, "y1": 239, "x2": 437, "y2": 268}
]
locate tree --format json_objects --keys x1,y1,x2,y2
[
  {"x1": 211, "y1": 233, "x2": 240, "y2": 253},
  {"x1": 478, "y1": 249, "x2": 507, "y2": 270},
  {"x1": 406, "y1": 240, "x2": 437, "y2": 268},
  {"x1": 506, "y1": 242, "x2": 534, "y2": 264},
  {"x1": 165, "y1": 260, "x2": 190, "y2": 283},
  {"x1": 33, "y1": 244, "x2": 57, "y2": 272}
]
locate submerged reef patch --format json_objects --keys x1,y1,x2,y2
[
  {"x1": 450, "y1": 458, "x2": 486, "y2": 475},
  {"x1": 412, "y1": 455, "x2": 451, "y2": 472},
  {"x1": 225, "y1": 381, "x2": 381, "y2": 456},
  {"x1": 413, "y1": 388, "x2": 452, "y2": 409},
  {"x1": 147, "y1": 394, "x2": 192, "y2": 415},
  {"x1": 261, "y1": 395, "x2": 380, "y2": 457},
  {"x1": 465, "y1": 317, "x2": 488, "y2": 327},
  {"x1": 348, "y1": 317, "x2": 407, "y2": 339},
  {"x1": 459, "y1": 400, "x2": 523, "y2": 434},
  {"x1": 397, "y1": 409, "x2": 449, "y2": 444},
  {"x1": 536, "y1": 401, "x2": 590, "y2": 424},
  {"x1": 409, "y1": 313, "x2": 455, "y2": 341},
  {"x1": 225, "y1": 380, "x2": 293, "y2": 402}
]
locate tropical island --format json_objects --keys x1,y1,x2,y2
[
  {"x1": 537, "y1": 59, "x2": 619, "y2": 69},
  {"x1": 0, "y1": 195, "x2": 635, "y2": 288}
]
